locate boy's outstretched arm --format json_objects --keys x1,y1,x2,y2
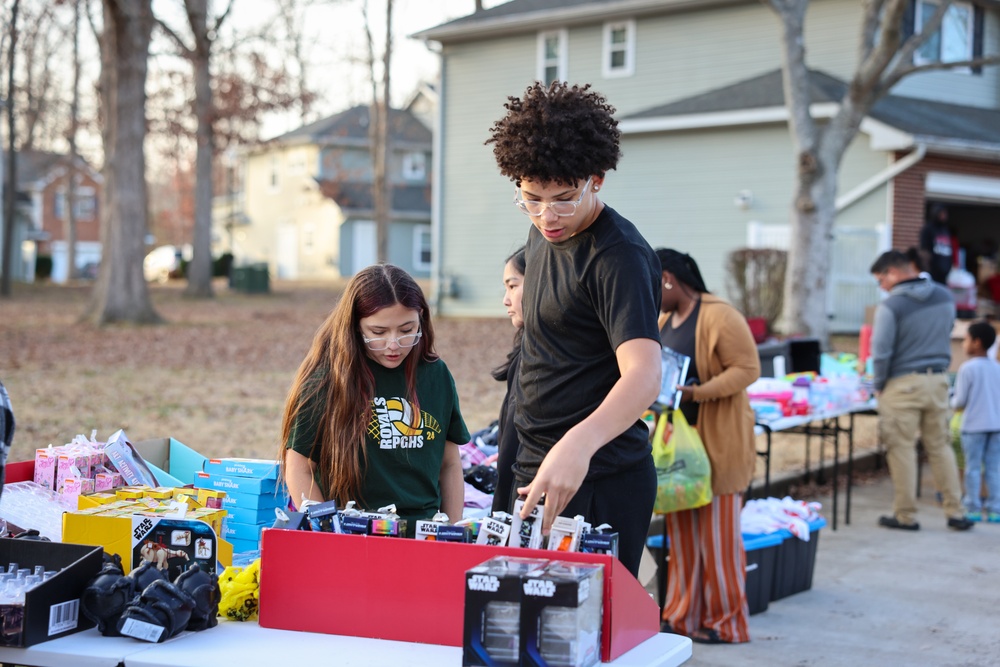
[{"x1": 517, "y1": 337, "x2": 661, "y2": 534}]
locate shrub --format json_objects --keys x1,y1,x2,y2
[
  {"x1": 35, "y1": 255, "x2": 53, "y2": 281},
  {"x1": 725, "y1": 248, "x2": 787, "y2": 335}
]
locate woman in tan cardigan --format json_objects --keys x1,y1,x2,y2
[{"x1": 655, "y1": 248, "x2": 760, "y2": 644}]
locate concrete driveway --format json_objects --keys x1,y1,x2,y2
[{"x1": 687, "y1": 472, "x2": 1000, "y2": 666}]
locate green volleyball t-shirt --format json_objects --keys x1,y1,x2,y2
[{"x1": 287, "y1": 356, "x2": 470, "y2": 526}]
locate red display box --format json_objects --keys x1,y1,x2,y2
[{"x1": 258, "y1": 529, "x2": 659, "y2": 662}]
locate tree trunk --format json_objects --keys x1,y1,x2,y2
[
  {"x1": 184, "y1": 2, "x2": 215, "y2": 298},
  {"x1": 66, "y1": 0, "x2": 82, "y2": 283},
  {"x1": 782, "y1": 157, "x2": 838, "y2": 341},
  {"x1": 367, "y1": 0, "x2": 392, "y2": 265},
  {"x1": 1, "y1": 0, "x2": 19, "y2": 298},
  {"x1": 88, "y1": 0, "x2": 161, "y2": 325}
]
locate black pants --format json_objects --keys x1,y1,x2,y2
[{"x1": 515, "y1": 456, "x2": 656, "y2": 578}]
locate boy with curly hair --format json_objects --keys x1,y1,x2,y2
[{"x1": 486, "y1": 82, "x2": 661, "y2": 577}]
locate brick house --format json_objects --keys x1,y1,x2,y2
[{"x1": 17, "y1": 150, "x2": 103, "y2": 283}]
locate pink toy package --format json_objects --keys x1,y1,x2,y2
[
  {"x1": 33, "y1": 448, "x2": 58, "y2": 489},
  {"x1": 56, "y1": 448, "x2": 92, "y2": 493}
]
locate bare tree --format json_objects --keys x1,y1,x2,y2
[
  {"x1": 155, "y1": 0, "x2": 235, "y2": 298},
  {"x1": 88, "y1": 0, "x2": 160, "y2": 324},
  {"x1": 765, "y1": 0, "x2": 1000, "y2": 342},
  {"x1": 362, "y1": 0, "x2": 392, "y2": 263},
  {"x1": 1, "y1": 0, "x2": 19, "y2": 298},
  {"x1": 65, "y1": 0, "x2": 83, "y2": 282}
]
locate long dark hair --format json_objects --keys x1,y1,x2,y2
[
  {"x1": 656, "y1": 248, "x2": 709, "y2": 293},
  {"x1": 492, "y1": 247, "x2": 526, "y2": 381},
  {"x1": 278, "y1": 264, "x2": 437, "y2": 504}
]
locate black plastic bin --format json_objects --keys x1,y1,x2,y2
[
  {"x1": 743, "y1": 532, "x2": 783, "y2": 615},
  {"x1": 770, "y1": 516, "x2": 827, "y2": 601}
]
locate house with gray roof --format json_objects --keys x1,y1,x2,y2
[
  {"x1": 1, "y1": 150, "x2": 103, "y2": 283},
  {"x1": 223, "y1": 105, "x2": 433, "y2": 280},
  {"x1": 416, "y1": 0, "x2": 1000, "y2": 330}
]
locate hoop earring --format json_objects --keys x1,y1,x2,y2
[{"x1": 664, "y1": 281, "x2": 673, "y2": 290}]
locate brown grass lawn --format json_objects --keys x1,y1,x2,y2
[
  {"x1": 1, "y1": 279, "x2": 884, "y2": 488},
  {"x1": 0, "y1": 279, "x2": 512, "y2": 464}
]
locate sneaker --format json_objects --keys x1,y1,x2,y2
[
  {"x1": 947, "y1": 516, "x2": 975, "y2": 531},
  {"x1": 967, "y1": 511, "x2": 982, "y2": 522},
  {"x1": 879, "y1": 516, "x2": 920, "y2": 531},
  {"x1": 987, "y1": 512, "x2": 1000, "y2": 524}
]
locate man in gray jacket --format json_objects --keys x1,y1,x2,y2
[{"x1": 870, "y1": 250, "x2": 973, "y2": 531}]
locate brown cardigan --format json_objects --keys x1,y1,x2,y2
[{"x1": 659, "y1": 294, "x2": 760, "y2": 496}]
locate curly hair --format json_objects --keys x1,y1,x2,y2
[{"x1": 486, "y1": 81, "x2": 621, "y2": 186}]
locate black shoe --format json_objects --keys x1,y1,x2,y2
[
  {"x1": 947, "y1": 516, "x2": 975, "y2": 531},
  {"x1": 879, "y1": 516, "x2": 920, "y2": 531}
]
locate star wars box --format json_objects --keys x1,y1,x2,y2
[
  {"x1": 510, "y1": 499, "x2": 545, "y2": 550},
  {"x1": 462, "y1": 556, "x2": 549, "y2": 667},
  {"x1": 547, "y1": 516, "x2": 590, "y2": 554},
  {"x1": 131, "y1": 515, "x2": 220, "y2": 581},
  {"x1": 578, "y1": 525, "x2": 619, "y2": 558},
  {"x1": 476, "y1": 516, "x2": 512, "y2": 547},
  {"x1": 415, "y1": 519, "x2": 471, "y2": 542},
  {"x1": 520, "y1": 561, "x2": 604, "y2": 667}
]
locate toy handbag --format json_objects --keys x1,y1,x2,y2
[{"x1": 652, "y1": 409, "x2": 713, "y2": 514}]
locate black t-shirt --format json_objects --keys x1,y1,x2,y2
[
  {"x1": 513, "y1": 204, "x2": 661, "y2": 481},
  {"x1": 920, "y1": 221, "x2": 952, "y2": 284},
  {"x1": 659, "y1": 299, "x2": 701, "y2": 426}
]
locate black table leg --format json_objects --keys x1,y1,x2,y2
[{"x1": 846, "y1": 412, "x2": 855, "y2": 525}]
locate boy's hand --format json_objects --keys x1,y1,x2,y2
[{"x1": 516, "y1": 438, "x2": 590, "y2": 535}]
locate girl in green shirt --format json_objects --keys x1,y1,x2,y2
[{"x1": 279, "y1": 264, "x2": 470, "y2": 527}]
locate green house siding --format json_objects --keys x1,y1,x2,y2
[{"x1": 430, "y1": 0, "x2": 994, "y2": 317}]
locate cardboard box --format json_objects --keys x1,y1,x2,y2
[
  {"x1": 510, "y1": 499, "x2": 544, "y2": 550},
  {"x1": 62, "y1": 511, "x2": 233, "y2": 573},
  {"x1": 220, "y1": 488, "x2": 286, "y2": 511},
  {"x1": 463, "y1": 556, "x2": 549, "y2": 666},
  {"x1": 33, "y1": 448, "x2": 57, "y2": 489},
  {"x1": 193, "y1": 471, "x2": 277, "y2": 495},
  {"x1": 202, "y1": 458, "x2": 279, "y2": 480},
  {"x1": 520, "y1": 561, "x2": 604, "y2": 667},
  {"x1": 743, "y1": 532, "x2": 784, "y2": 615},
  {"x1": 226, "y1": 505, "x2": 276, "y2": 526},
  {"x1": 133, "y1": 437, "x2": 209, "y2": 488},
  {"x1": 770, "y1": 516, "x2": 826, "y2": 601},
  {"x1": 0, "y1": 540, "x2": 102, "y2": 647},
  {"x1": 259, "y1": 531, "x2": 660, "y2": 662},
  {"x1": 223, "y1": 519, "x2": 268, "y2": 543},
  {"x1": 227, "y1": 536, "x2": 262, "y2": 554}
]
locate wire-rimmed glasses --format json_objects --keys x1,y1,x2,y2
[
  {"x1": 362, "y1": 330, "x2": 422, "y2": 350},
  {"x1": 513, "y1": 177, "x2": 592, "y2": 217}
]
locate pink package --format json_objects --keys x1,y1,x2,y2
[
  {"x1": 33, "y1": 448, "x2": 58, "y2": 489},
  {"x1": 56, "y1": 448, "x2": 91, "y2": 493},
  {"x1": 94, "y1": 471, "x2": 123, "y2": 492},
  {"x1": 60, "y1": 477, "x2": 96, "y2": 506}
]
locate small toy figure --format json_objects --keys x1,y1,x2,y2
[{"x1": 140, "y1": 540, "x2": 189, "y2": 571}]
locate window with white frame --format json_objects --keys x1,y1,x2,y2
[
  {"x1": 602, "y1": 20, "x2": 635, "y2": 78},
  {"x1": 54, "y1": 187, "x2": 97, "y2": 220},
  {"x1": 914, "y1": 1, "x2": 975, "y2": 66},
  {"x1": 537, "y1": 29, "x2": 568, "y2": 84},
  {"x1": 402, "y1": 152, "x2": 427, "y2": 181},
  {"x1": 413, "y1": 225, "x2": 432, "y2": 272},
  {"x1": 75, "y1": 188, "x2": 97, "y2": 220}
]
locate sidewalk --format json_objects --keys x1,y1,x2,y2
[{"x1": 686, "y1": 470, "x2": 1000, "y2": 666}]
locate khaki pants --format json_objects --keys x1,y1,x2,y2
[{"x1": 878, "y1": 372, "x2": 964, "y2": 523}]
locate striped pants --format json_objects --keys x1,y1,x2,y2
[{"x1": 661, "y1": 493, "x2": 750, "y2": 643}]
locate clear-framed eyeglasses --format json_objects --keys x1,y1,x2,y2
[
  {"x1": 513, "y1": 177, "x2": 592, "y2": 217},
  {"x1": 362, "y1": 329, "x2": 422, "y2": 350}
]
